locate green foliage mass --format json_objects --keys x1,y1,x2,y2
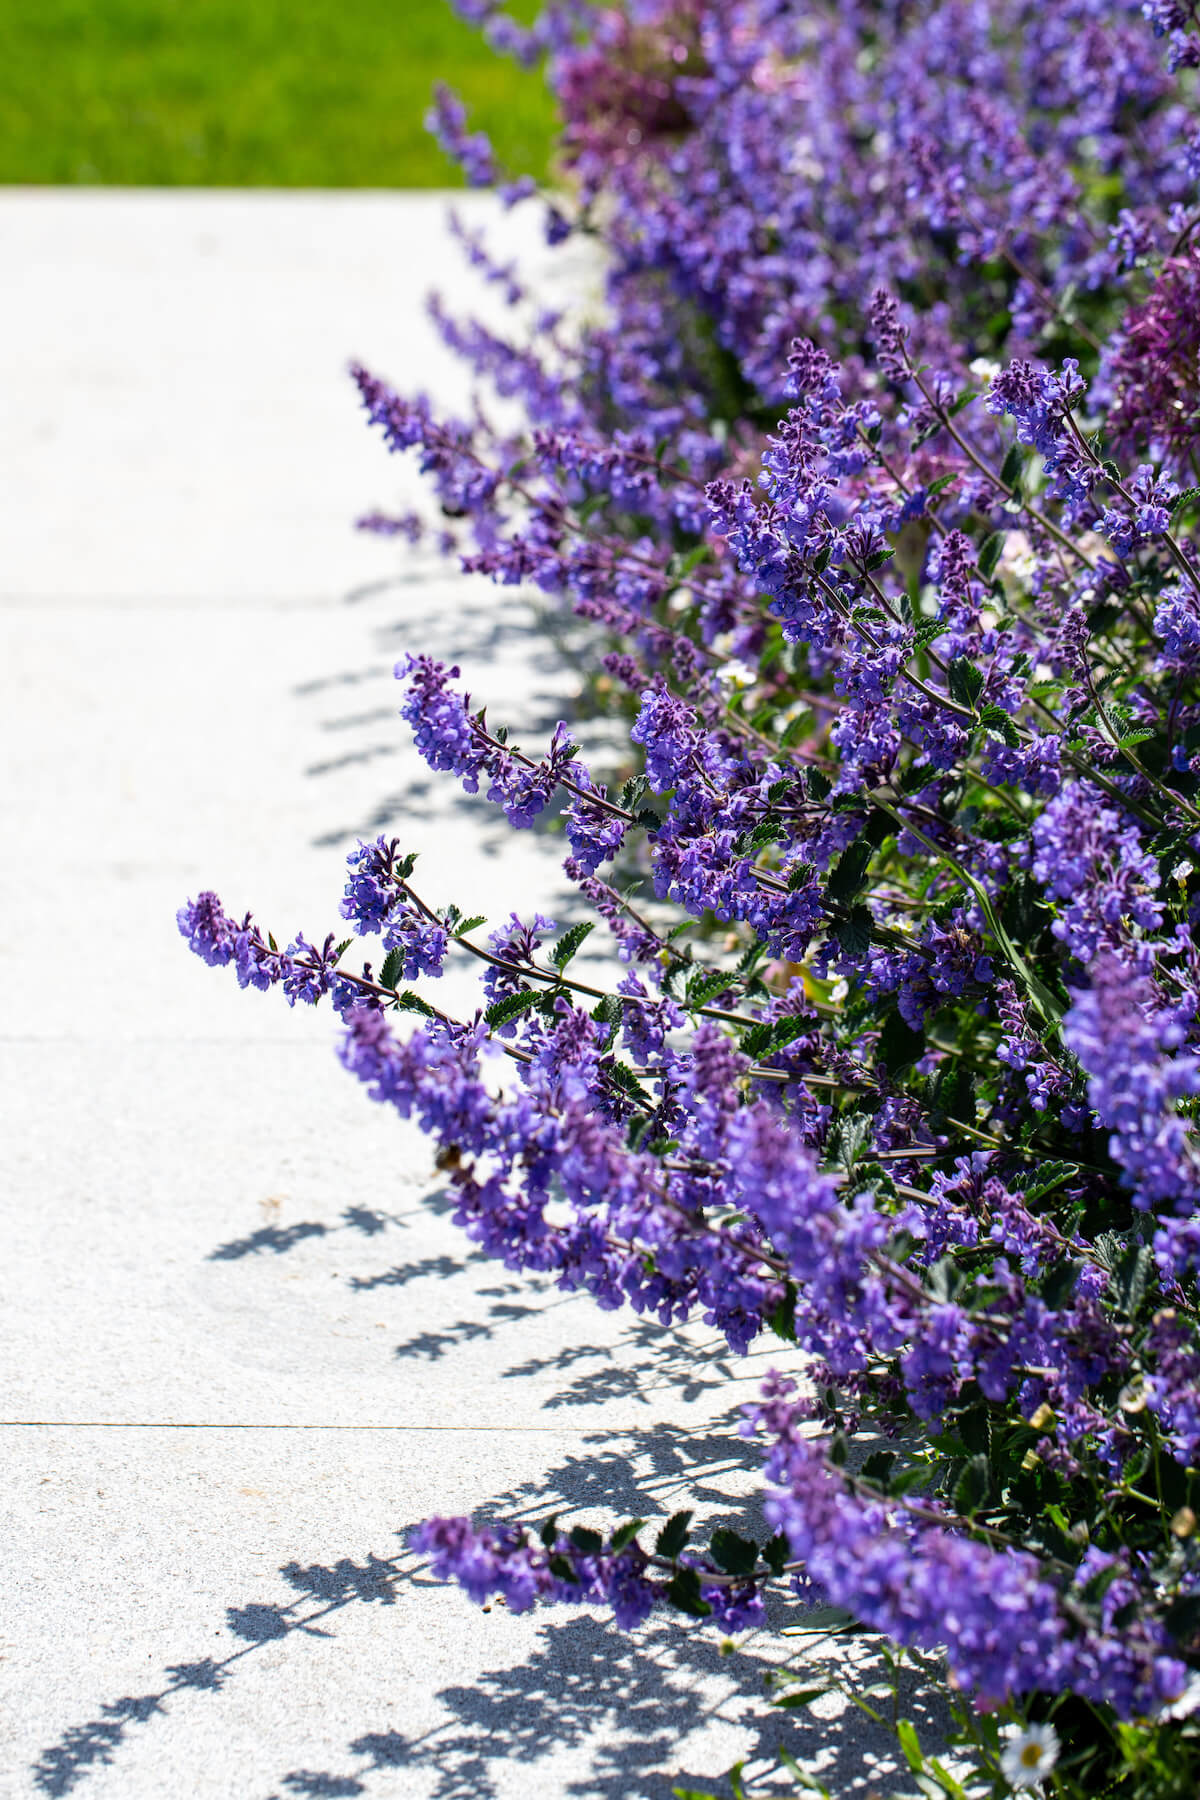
[{"x1": 0, "y1": 0, "x2": 556, "y2": 186}]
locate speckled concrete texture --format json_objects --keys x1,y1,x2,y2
[{"x1": 0, "y1": 193, "x2": 904, "y2": 1800}]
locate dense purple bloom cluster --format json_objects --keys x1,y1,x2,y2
[{"x1": 182, "y1": 0, "x2": 1200, "y2": 1779}]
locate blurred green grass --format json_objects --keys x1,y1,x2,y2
[{"x1": 0, "y1": 0, "x2": 556, "y2": 185}]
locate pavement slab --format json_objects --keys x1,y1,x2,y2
[{"x1": 0, "y1": 192, "x2": 915, "y2": 1799}]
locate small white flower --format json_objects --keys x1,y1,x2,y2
[
  {"x1": 1000, "y1": 1722, "x2": 1060, "y2": 1789},
  {"x1": 714, "y1": 658, "x2": 758, "y2": 690},
  {"x1": 970, "y1": 356, "x2": 1001, "y2": 386},
  {"x1": 1159, "y1": 1672, "x2": 1200, "y2": 1721}
]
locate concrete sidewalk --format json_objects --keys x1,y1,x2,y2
[{"x1": 0, "y1": 193, "x2": 902, "y2": 1799}]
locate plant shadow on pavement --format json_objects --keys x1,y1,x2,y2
[
  {"x1": 300, "y1": 572, "x2": 582, "y2": 859},
  {"x1": 30, "y1": 1405, "x2": 952, "y2": 1800}
]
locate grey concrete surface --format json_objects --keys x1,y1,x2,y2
[{"x1": 0, "y1": 193, "x2": 898, "y2": 1799}]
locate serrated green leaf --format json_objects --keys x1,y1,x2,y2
[
  {"x1": 978, "y1": 703, "x2": 1021, "y2": 748},
  {"x1": 550, "y1": 920, "x2": 596, "y2": 968},
  {"x1": 766, "y1": 1283, "x2": 797, "y2": 1344},
  {"x1": 458, "y1": 914, "x2": 487, "y2": 934},
  {"x1": 570, "y1": 1525, "x2": 603, "y2": 1555},
  {"x1": 379, "y1": 948, "x2": 406, "y2": 990},
  {"x1": 685, "y1": 970, "x2": 735, "y2": 1010},
  {"x1": 876, "y1": 1009, "x2": 924, "y2": 1074},
  {"x1": 954, "y1": 1453, "x2": 993, "y2": 1516},
  {"x1": 834, "y1": 904, "x2": 873, "y2": 959},
  {"x1": 948, "y1": 655, "x2": 985, "y2": 710},
  {"x1": 709, "y1": 1528, "x2": 759, "y2": 1576},
  {"x1": 666, "y1": 1566, "x2": 712, "y2": 1618},
  {"x1": 610, "y1": 1517, "x2": 646, "y2": 1554},
  {"x1": 1040, "y1": 1257, "x2": 1083, "y2": 1309},
  {"x1": 999, "y1": 444, "x2": 1023, "y2": 490},
  {"x1": 927, "y1": 472, "x2": 957, "y2": 499},
  {"x1": 761, "y1": 1532, "x2": 789, "y2": 1575},
  {"x1": 947, "y1": 388, "x2": 980, "y2": 418},
  {"x1": 828, "y1": 839, "x2": 872, "y2": 906},
  {"x1": 913, "y1": 619, "x2": 945, "y2": 652},
  {"x1": 485, "y1": 988, "x2": 542, "y2": 1029},
  {"x1": 1112, "y1": 1244, "x2": 1155, "y2": 1318},
  {"x1": 395, "y1": 989, "x2": 436, "y2": 1018},
  {"x1": 780, "y1": 710, "x2": 812, "y2": 748},
  {"x1": 605, "y1": 1060, "x2": 654, "y2": 1110},
  {"x1": 1170, "y1": 485, "x2": 1200, "y2": 519},
  {"x1": 656, "y1": 1510, "x2": 693, "y2": 1560}
]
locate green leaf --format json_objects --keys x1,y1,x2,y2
[
  {"x1": 834, "y1": 904, "x2": 873, "y2": 958},
  {"x1": 831, "y1": 1111, "x2": 872, "y2": 1176},
  {"x1": 548, "y1": 1554, "x2": 579, "y2": 1583},
  {"x1": 1165, "y1": 1594, "x2": 1200, "y2": 1644},
  {"x1": 766, "y1": 1284, "x2": 797, "y2": 1344},
  {"x1": 540, "y1": 1514, "x2": 559, "y2": 1548},
  {"x1": 1112, "y1": 1244, "x2": 1155, "y2": 1318},
  {"x1": 947, "y1": 388, "x2": 980, "y2": 418},
  {"x1": 977, "y1": 532, "x2": 1005, "y2": 580},
  {"x1": 458, "y1": 914, "x2": 487, "y2": 934},
  {"x1": 913, "y1": 619, "x2": 945, "y2": 652},
  {"x1": 656, "y1": 1510, "x2": 694, "y2": 1559},
  {"x1": 828, "y1": 839, "x2": 873, "y2": 906},
  {"x1": 897, "y1": 1719, "x2": 925, "y2": 1775},
  {"x1": 666, "y1": 1566, "x2": 712, "y2": 1618},
  {"x1": 379, "y1": 948, "x2": 406, "y2": 990},
  {"x1": 550, "y1": 921, "x2": 596, "y2": 968},
  {"x1": 954, "y1": 1453, "x2": 993, "y2": 1516},
  {"x1": 1012, "y1": 1160, "x2": 1076, "y2": 1204},
  {"x1": 570, "y1": 1525, "x2": 603, "y2": 1555},
  {"x1": 761, "y1": 1533, "x2": 789, "y2": 1575},
  {"x1": 1040, "y1": 1257, "x2": 1083, "y2": 1309},
  {"x1": 861, "y1": 1450, "x2": 897, "y2": 1487},
  {"x1": 740, "y1": 1014, "x2": 810, "y2": 1060},
  {"x1": 865, "y1": 546, "x2": 896, "y2": 572},
  {"x1": 685, "y1": 970, "x2": 735, "y2": 1010},
  {"x1": 619, "y1": 774, "x2": 650, "y2": 811},
  {"x1": 780, "y1": 710, "x2": 812, "y2": 748},
  {"x1": 1117, "y1": 729, "x2": 1155, "y2": 749},
  {"x1": 927, "y1": 472, "x2": 958, "y2": 499},
  {"x1": 1169, "y1": 485, "x2": 1200, "y2": 520},
  {"x1": 394, "y1": 989, "x2": 435, "y2": 1018},
  {"x1": 673, "y1": 542, "x2": 714, "y2": 580},
  {"x1": 876, "y1": 1009, "x2": 924, "y2": 1075},
  {"x1": 709, "y1": 1528, "x2": 759, "y2": 1576},
  {"x1": 978, "y1": 703, "x2": 1021, "y2": 748},
  {"x1": 610, "y1": 1518, "x2": 646, "y2": 1554},
  {"x1": 333, "y1": 938, "x2": 353, "y2": 960},
  {"x1": 948, "y1": 656, "x2": 985, "y2": 710},
  {"x1": 773, "y1": 1687, "x2": 830, "y2": 1710},
  {"x1": 999, "y1": 444, "x2": 1024, "y2": 490},
  {"x1": 605, "y1": 1061, "x2": 654, "y2": 1111},
  {"x1": 485, "y1": 988, "x2": 543, "y2": 1029}
]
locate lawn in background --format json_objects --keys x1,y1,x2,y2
[{"x1": 0, "y1": 0, "x2": 556, "y2": 185}]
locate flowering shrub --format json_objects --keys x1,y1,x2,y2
[{"x1": 181, "y1": 2, "x2": 1200, "y2": 1793}]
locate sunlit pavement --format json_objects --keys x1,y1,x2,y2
[{"x1": 0, "y1": 193, "x2": 894, "y2": 1799}]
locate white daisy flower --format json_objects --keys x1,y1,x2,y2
[{"x1": 1000, "y1": 1722, "x2": 1060, "y2": 1789}]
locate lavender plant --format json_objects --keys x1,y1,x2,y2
[{"x1": 181, "y1": 2, "x2": 1200, "y2": 1792}]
